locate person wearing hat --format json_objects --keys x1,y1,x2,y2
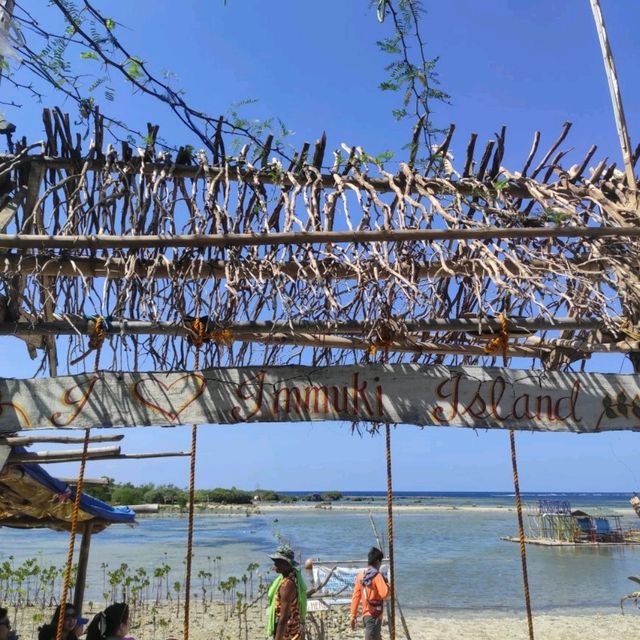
[
  {"x1": 38, "y1": 604, "x2": 89, "y2": 640},
  {"x1": 267, "y1": 544, "x2": 307, "y2": 640},
  {"x1": 350, "y1": 547, "x2": 390, "y2": 640}
]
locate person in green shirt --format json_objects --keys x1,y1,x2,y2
[{"x1": 267, "y1": 545, "x2": 307, "y2": 640}]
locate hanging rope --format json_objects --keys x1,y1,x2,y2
[
  {"x1": 183, "y1": 421, "x2": 198, "y2": 640},
  {"x1": 492, "y1": 317, "x2": 534, "y2": 639},
  {"x1": 510, "y1": 430, "x2": 535, "y2": 640},
  {"x1": 182, "y1": 322, "x2": 204, "y2": 640},
  {"x1": 187, "y1": 316, "x2": 208, "y2": 353},
  {"x1": 384, "y1": 423, "x2": 396, "y2": 640},
  {"x1": 55, "y1": 428, "x2": 91, "y2": 640}
]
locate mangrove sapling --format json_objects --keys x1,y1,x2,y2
[
  {"x1": 173, "y1": 580, "x2": 181, "y2": 616},
  {"x1": 197, "y1": 569, "x2": 212, "y2": 606},
  {"x1": 153, "y1": 561, "x2": 171, "y2": 604},
  {"x1": 241, "y1": 574, "x2": 247, "y2": 601},
  {"x1": 235, "y1": 593, "x2": 243, "y2": 640},
  {"x1": 245, "y1": 563, "x2": 259, "y2": 599}
]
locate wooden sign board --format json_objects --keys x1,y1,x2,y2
[
  {"x1": 0, "y1": 365, "x2": 639, "y2": 433},
  {"x1": 311, "y1": 561, "x2": 389, "y2": 606}
]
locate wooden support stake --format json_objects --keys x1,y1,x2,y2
[{"x1": 73, "y1": 522, "x2": 93, "y2": 615}]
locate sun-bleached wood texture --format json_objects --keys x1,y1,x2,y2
[
  {"x1": 0, "y1": 365, "x2": 639, "y2": 434},
  {"x1": 0, "y1": 109, "x2": 639, "y2": 375}
]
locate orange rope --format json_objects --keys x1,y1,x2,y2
[
  {"x1": 188, "y1": 318, "x2": 208, "y2": 350},
  {"x1": 183, "y1": 328, "x2": 202, "y2": 640},
  {"x1": 89, "y1": 317, "x2": 106, "y2": 372},
  {"x1": 55, "y1": 428, "x2": 91, "y2": 640},
  {"x1": 510, "y1": 430, "x2": 535, "y2": 640},
  {"x1": 69, "y1": 316, "x2": 109, "y2": 367},
  {"x1": 483, "y1": 312, "x2": 509, "y2": 362},
  {"x1": 187, "y1": 318, "x2": 233, "y2": 350},
  {"x1": 183, "y1": 422, "x2": 198, "y2": 640},
  {"x1": 368, "y1": 339, "x2": 393, "y2": 356},
  {"x1": 385, "y1": 423, "x2": 396, "y2": 640}
]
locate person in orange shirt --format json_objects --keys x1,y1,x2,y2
[{"x1": 350, "y1": 547, "x2": 390, "y2": 640}]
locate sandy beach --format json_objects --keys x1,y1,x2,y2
[{"x1": 12, "y1": 602, "x2": 640, "y2": 640}]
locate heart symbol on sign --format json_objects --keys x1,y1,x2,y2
[{"x1": 133, "y1": 373, "x2": 207, "y2": 422}]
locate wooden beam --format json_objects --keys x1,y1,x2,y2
[
  {"x1": 0, "y1": 225, "x2": 639, "y2": 252},
  {"x1": 0, "y1": 253, "x2": 609, "y2": 280},
  {"x1": 108, "y1": 451, "x2": 190, "y2": 459},
  {"x1": 0, "y1": 155, "x2": 538, "y2": 198},
  {"x1": 17, "y1": 451, "x2": 190, "y2": 464},
  {"x1": 3, "y1": 434, "x2": 124, "y2": 446},
  {"x1": 242, "y1": 331, "x2": 546, "y2": 357},
  {"x1": 9, "y1": 446, "x2": 120, "y2": 462},
  {"x1": 57, "y1": 476, "x2": 112, "y2": 486},
  {"x1": 0, "y1": 316, "x2": 610, "y2": 337}
]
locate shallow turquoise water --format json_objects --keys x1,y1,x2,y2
[{"x1": 3, "y1": 497, "x2": 640, "y2": 614}]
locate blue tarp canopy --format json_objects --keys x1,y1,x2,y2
[{"x1": 0, "y1": 447, "x2": 135, "y2": 532}]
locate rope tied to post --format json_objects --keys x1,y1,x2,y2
[
  {"x1": 368, "y1": 339, "x2": 394, "y2": 356},
  {"x1": 185, "y1": 315, "x2": 234, "y2": 362},
  {"x1": 69, "y1": 315, "x2": 112, "y2": 369},
  {"x1": 483, "y1": 312, "x2": 509, "y2": 362},
  {"x1": 54, "y1": 428, "x2": 91, "y2": 640}
]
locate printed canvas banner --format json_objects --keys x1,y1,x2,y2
[
  {"x1": 311, "y1": 561, "x2": 389, "y2": 606},
  {"x1": 0, "y1": 364, "x2": 639, "y2": 432}
]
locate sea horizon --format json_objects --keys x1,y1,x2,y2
[{"x1": 279, "y1": 490, "x2": 636, "y2": 496}]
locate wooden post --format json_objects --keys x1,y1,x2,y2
[
  {"x1": 73, "y1": 522, "x2": 93, "y2": 614},
  {"x1": 589, "y1": 0, "x2": 637, "y2": 191}
]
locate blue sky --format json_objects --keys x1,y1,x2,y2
[{"x1": 2, "y1": 1, "x2": 640, "y2": 492}]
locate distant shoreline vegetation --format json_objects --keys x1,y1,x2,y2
[{"x1": 87, "y1": 481, "x2": 344, "y2": 506}]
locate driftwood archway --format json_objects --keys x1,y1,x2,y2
[
  {"x1": 0, "y1": 108, "x2": 638, "y2": 640},
  {"x1": 0, "y1": 111, "x2": 639, "y2": 381}
]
